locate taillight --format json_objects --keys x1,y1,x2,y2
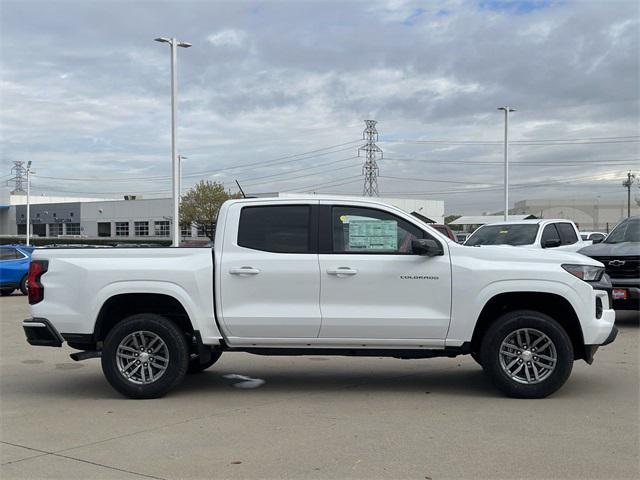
[{"x1": 27, "y1": 260, "x2": 48, "y2": 305}]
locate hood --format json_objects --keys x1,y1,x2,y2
[
  {"x1": 579, "y1": 241, "x2": 640, "y2": 257},
  {"x1": 459, "y1": 244, "x2": 603, "y2": 267}
]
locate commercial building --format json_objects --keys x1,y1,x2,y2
[{"x1": 511, "y1": 199, "x2": 639, "y2": 232}]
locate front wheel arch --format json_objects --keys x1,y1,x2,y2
[{"x1": 471, "y1": 292, "x2": 585, "y2": 360}]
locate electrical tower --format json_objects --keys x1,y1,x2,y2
[
  {"x1": 358, "y1": 120, "x2": 382, "y2": 196},
  {"x1": 7, "y1": 161, "x2": 27, "y2": 193},
  {"x1": 622, "y1": 171, "x2": 637, "y2": 218}
]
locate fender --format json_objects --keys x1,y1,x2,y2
[
  {"x1": 92, "y1": 280, "x2": 223, "y2": 344},
  {"x1": 446, "y1": 278, "x2": 591, "y2": 345}
]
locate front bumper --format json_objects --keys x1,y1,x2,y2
[
  {"x1": 610, "y1": 279, "x2": 640, "y2": 310},
  {"x1": 23, "y1": 318, "x2": 64, "y2": 347},
  {"x1": 584, "y1": 326, "x2": 618, "y2": 364}
]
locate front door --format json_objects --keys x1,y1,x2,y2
[
  {"x1": 219, "y1": 201, "x2": 321, "y2": 338},
  {"x1": 318, "y1": 203, "x2": 452, "y2": 340}
]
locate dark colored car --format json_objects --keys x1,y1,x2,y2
[
  {"x1": 0, "y1": 244, "x2": 35, "y2": 296},
  {"x1": 430, "y1": 224, "x2": 457, "y2": 241},
  {"x1": 579, "y1": 216, "x2": 640, "y2": 310}
]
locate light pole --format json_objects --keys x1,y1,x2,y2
[
  {"x1": 622, "y1": 171, "x2": 637, "y2": 218},
  {"x1": 155, "y1": 37, "x2": 192, "y2": 246},
  {"x1": 25, "y1": 161, "x2": 34, "y2": 246},
  {"x1": 498, "y1": 106, "x2": 516, "y2": 221},
  {"x1": 177, "y1": 155, "x2": 187, "y2": 199}
]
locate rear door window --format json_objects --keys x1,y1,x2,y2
[{"x1": 238, "y1": 205, "x2": 313, "y2": 254}]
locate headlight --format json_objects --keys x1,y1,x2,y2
[{"x1": 562, "y1": 264, "x2": 604, "y2": 282}]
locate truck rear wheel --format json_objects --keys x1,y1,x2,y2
[
  {"x1": 480, "y1": 310, "x2": 573, "y2": 399},
  {"x1": 101, "y1": 313, "x2": 189, "y2": 399}
]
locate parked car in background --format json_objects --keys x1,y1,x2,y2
[
  {"x1": 580, "y1": 231, "x2": 606, "y2": 244},
  {"x1": 579, "y1": 216, "x2": 639, "y2": 310},
  {"x1": 429, "y1": 223, "x2": 457, "y2": 241},
  {"x1": 464, "y1": 219, "x2": 590, "y2": 252},
  {"x1": 455, "y1": 233, "x2": 470, "y2": 243},
  {"x1": 0, "y1": 244, "x2": 34, "y2": 295}
]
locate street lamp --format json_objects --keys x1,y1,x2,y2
[
  {"x1": 177, "y1": 155, "x2": 187, "y2": 200},
  {"x1": 26, "y1": 161, "x2": 34, "y2": 246},
  {"x1": 498, "y1": 106, "x2": 516, "y2": 221},
  {"x1": 155, "y1": 37, "x2": 192, "y2": 246}
]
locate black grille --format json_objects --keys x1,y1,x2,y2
[{"x1": 591, "y1": 256, "x2": 640, "y2": 279}]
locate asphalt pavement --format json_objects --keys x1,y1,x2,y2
[{"x1": 1, "y1": 294, "x2": 638, "y2": 479}]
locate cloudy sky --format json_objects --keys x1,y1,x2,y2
[{"x1": 1, "y1": 0, "x2": 638, "y2": 213}]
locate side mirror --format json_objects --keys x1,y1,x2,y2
[
  {"x1": 412, "y1": 238, "x2": 444, "y2": 257},
  {"x1": 542, "y1": 239, "x2": 561, "y2": 248},
  {"x1": 592, "y1": 237, "x2": 604, "y2": 244}
]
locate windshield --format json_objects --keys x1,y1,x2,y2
[
  {"x1": 605, "y1": 218, "x2": 640, "y2": 243},
  {"x1": 465, "y1": 224, "x2": 539, "y2": 246}
]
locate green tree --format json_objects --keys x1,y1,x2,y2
[{"x1": 180, "y1": 180, "x2": 240, "y2": 240}]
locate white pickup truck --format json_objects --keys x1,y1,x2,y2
[
  {"x1": 23, "y1": 196, "x2": 617, "y2": 399},
  {"x1": 464, "y1": 219, "x2": 591, "y2": 251}
]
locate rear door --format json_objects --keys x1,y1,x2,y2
[
  {"x1": 317, "y1": 202, "x2": 452, "y2": 340},
  {"x1": 218, "y1": 201, "x2": 321, "y2": 338}
]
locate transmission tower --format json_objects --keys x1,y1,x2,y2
[
  {"x1": 358, "y1": 120, "x2": 382, "y2": 196},
  {"x1": 7, "y1": 161, "x2": 27, "y2": 193}
]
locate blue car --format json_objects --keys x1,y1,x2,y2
[{"x1": 0, "y1": 245, "x2": 34, "y2": 296}]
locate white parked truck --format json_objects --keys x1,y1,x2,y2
[
  {"x1": 464, "y1": 219, "x2": 591, "y2": 251},
  {"x1": 23, "y1": 197, "x2": 617, "y2": 399}
]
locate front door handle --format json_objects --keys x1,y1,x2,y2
[
  {"x1": 327, "y1": 267, "x2": 358, "y2": 276},
  {"x1": 229, "y1": 267, "x2": 261, "y2": 275}
]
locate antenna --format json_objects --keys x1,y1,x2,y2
[{"x1": 235, "y1": 179, "x2": 247, "y2": 198}]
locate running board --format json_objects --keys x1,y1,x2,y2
[{"x1": 70, "y1": 350, "x2": 102, "y2": 362}]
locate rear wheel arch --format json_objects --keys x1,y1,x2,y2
[
  {"x1": 471, "y1": 292, "x2": 585, "y2": 360},
  {"x1": 94, "y1": 293, "x2": 195, "y2": 343}
]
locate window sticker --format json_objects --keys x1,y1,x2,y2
[{"x1": 347, "y1": 219, "x2": 398, "y2": 250}]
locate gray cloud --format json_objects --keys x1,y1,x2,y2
[{"x1": 1, "y1": 0, "x2": 638, "y2": 213}]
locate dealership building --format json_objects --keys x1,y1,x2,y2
[{"x1": 0, "y1": 189, "x2": 445, "y2": 240}]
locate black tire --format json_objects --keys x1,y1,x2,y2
[
  {"x1": 480, "y1": 310, "x2": 573, "y2": 399},
  {"x1": 19, "y1": 275, "x2": 28, "y2": 295},
  {"x1": 101, "y1": 313, "x2": 189, "y2": 399},
  {"x1": 187, "y1": 349, "x2": 222, "y2": 374},
  {"x1": 0, "y1": 288, "x2": 14, "y2": 296}
]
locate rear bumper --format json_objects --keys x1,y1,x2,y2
[{"x1": 23, "y1": 318, "x2": 64, "y2": 347}]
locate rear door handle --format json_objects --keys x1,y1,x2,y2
[
  {"x1": 229, "y1": 267, "x2": 261, "y2": 275},
  {"x1": 327, "y1": 267, "x2": 358, "y2": 276}
]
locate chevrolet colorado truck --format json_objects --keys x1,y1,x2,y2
[{"x1": 22, "y1": 196, "x2": 617, "y2": 399}]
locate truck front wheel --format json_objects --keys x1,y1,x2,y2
[
  {"x1": 101, "y1": 313, "x2": 189, "y2": 399},
  {"x1": 480, "y1": 310, "x2": 574, "y2": 399}
]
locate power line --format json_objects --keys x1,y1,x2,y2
[{"x1": 34, "y1": 139, "x2": 362, "y2": 183}]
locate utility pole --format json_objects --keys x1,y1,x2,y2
[
  {"x1": 622, "y1": 171, "x2": 637, "y2": 218},
  {"x1": 155, "y1": 37, "x2": 192, "y2": 247},
  {"x1": 498, "y1": 106, "x2": 516, "y2": 221},
  {"x1": 25, "y1": 161, "x2": 34, "y2": 246},
  {"x1": 359, "y1": 120, "x2": 382, "y2": 196}
]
